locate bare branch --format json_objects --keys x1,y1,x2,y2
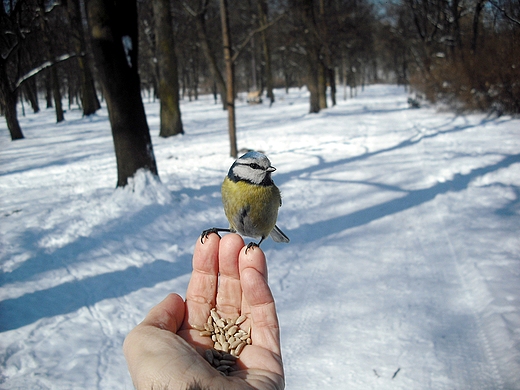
[
  {"x1": 231, "y1": 12, "x2": 285, "y2": 63},
  {"x1": 182, "y1": 0, "x2": 209, "y2": 18},
  {"x1": 15, "y1": 52, "x2": 82, "y2": 89},
  {"x1": 488, "y1": 0, "x2": 520, "y2": 27},
  {"x1": 181, "y1": 2, "x2": 197, "y2": 17}
]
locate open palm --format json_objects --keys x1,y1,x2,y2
[{"x1": 124, "y1": 233, "x2": 284, "y2": 390}]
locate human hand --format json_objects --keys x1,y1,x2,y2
[{"x1": 123, "y1": 233, "x2": 284, "y2": 390}]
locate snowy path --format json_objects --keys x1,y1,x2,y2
[
  {"x1": 268, "y1": 99, "x2": 519, "y2": 389},
  {"x1": 1, "y1": 85, "x2": 519, "y2": 389}
]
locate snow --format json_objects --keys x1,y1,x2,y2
[
  {"x1": 1, "y1": 85, "x2": 519, "y2": 389},
  {"x1": 122, "y1": 36, "x2": 133, "y2": 68}
]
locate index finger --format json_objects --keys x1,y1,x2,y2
[{"x1": 182, "y1": 233, "x2": 220, "y2": 329}]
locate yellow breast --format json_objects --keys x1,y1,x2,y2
[{"x1": 221, "y1": 177, "x2": 281, "y2": 239}]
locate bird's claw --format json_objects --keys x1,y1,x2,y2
[
  {"x1": 245, "y1": 242, "x2": 259, "y2": 254},
  {"x1": 201, "y1": 228, "x2": 221, "y2": 244}
]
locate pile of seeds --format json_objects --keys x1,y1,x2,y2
[{"x1": 192, "y1": 308, "x2": 252, "y2": 376}]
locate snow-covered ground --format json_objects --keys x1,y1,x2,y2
[{"x1": 1, "y1": 85, "x2": 519, "y2": 389}]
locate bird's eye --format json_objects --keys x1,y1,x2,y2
[{"x1": 249, "y1": 163, "x2": 262, "y2": 170}]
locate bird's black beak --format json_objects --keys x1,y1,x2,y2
[{"x1": 267, "y1": 166, "x2": 276, "y2": 173}]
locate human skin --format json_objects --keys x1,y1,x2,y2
[{"x1": 123, "y1": 233, "x2": 284, "y2": 390}]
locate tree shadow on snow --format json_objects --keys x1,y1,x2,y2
[
  {"x1": 0, "y1": 202, "x2": 176, "y2": 287},
  {"x1": 289, "y1": 153, "x2": 520, "y2": 243},
  {"x1": 0, "y1": 255, "x2": 192, "y2": 332},
  {"x1": 277, "y1": 116, "x2": 509, "y2": 185}
]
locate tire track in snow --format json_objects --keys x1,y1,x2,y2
[
  {"x1": 431, "y1": 199, "x2": 504, "y2": 388},
  {"x1": 409, "y1": 112, "x2": 505, "y2": 389}
]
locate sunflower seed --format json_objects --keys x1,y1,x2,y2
[
  {"x1": 197, "y1": 308, "x2": 251, "y2": 375},
  {"x1": 204, "y1": 349, "x2": 213, "y2": 365},
  {"x1": 210, "y1": 309, "x2": 220, "y2": 321},
  {"x1": 211, "y1": 349, "x2": 222, "y2": 359},
  {"x1": 227, "y1": 325, "x2": 238, "y2": 336},
  {"x1": 234, "y1": 341, "x2": 246, "y2": 355},
  {"x1": 235, "y1": 314, "x2": 247, "y2": 325},
  {"x1": 222, "y1": 353, "x2": 237, "y2": 361},
  {"x1": 216, "y1": 365, "x2": 231, "y2": 372},
  {"x1": 221, "y1": 341, "x2": 230, "y2": 353},
  {"x1": 219, "y1": 359, "x2": 236, "y2": 366}
]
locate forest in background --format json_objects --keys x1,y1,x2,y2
[
  {"x1": 1, "y1": 0, "x2": 519, "y2": 183},
  {"x1": 2, "y1": 0, "x2": 519, "y2": 114}
]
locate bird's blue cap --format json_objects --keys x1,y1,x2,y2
[{"x1": 239, "y1": 151, "x2": 266, "y2": 160}]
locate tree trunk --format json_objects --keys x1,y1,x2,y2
[
  {"x1": 24, "y1": 77, "x2": 40, "y2": 113},
  {"x1": 220, "y1": 0, "x2": 238, "y2": 158},
  {"x1": 306, "y1": 55, "x2": 321, "y2": 113},
  {"x1": 257, "y1": 0, "x2": 274, "y2": 106},
  {"x1": 78, "y1": 55, "x2": 101, "y2": 116},
  {"x1": 471, "y1": 0, "x2": 485, "y2": 54},
  {"x1": 39, "y1": 3, "x2": 65, "y2": 123},
  {"x1": 193, "y1": 9, "x2": 227, "y2": 110},
  {"x1": 250, "y1": 32, "x2": 258, "y2": 91},
  {"x1": 0, "y1": 59, "x2": 24, "y2": 140},
  {"x1": 68, "y1": 71, "x2": 75, "y2": 110},
  {"x1": 86, "y1": 0, "x2": 158, "y2": 187},
  {"x1": 319, "y1": 0, "x2": 335, "y2": 107},
  {"x1": 153, "y1": 0, "x2": 184, "y2": 137},
  {"x1": 3, "y1": 92, "x2": 24, "y2": 140},
  {"x1": 50, "y1": 65, "x2": 65, "y2": 122},
  {"x1": 328, "y1": 66, "x2": 336, "y2": 106},
  {"x1": 66, "y1": 0, "x2": 101, "y2": 116},
  {"x1": 295, "y1": 0, "x2": 322, "y2": 113},
  {"x1": 318, "y1": 61, "x2": 327, "y2": 109},
  {"x1": 45, "y1": 72, "x2": 53, "y2": 108},
  {"x1": 342, "y1": 51, "x2": 348, "y2": 101}
]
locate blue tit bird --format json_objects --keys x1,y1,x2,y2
[{"x1": 201, "y1": 151, "x2": 290, "y2": 251}]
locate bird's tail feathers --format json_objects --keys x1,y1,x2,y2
[{"x1": 270, "y1": 225, "x2": 290, "y2": 243}]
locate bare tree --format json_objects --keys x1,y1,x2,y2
[
  {"x1": 0, "y1": 61, "x2": 24, "y2": 140},
  {"x1": 65, "y1": 0, "x2": 100, "y2": 116},
  {"x1": 153, "y1": 0, "x2": 184, "y2": 137},
  {"x1": 0, "y1": 1, "x2": 26, "y2": 140},
  {"x1": 220, "y1": 0, "x2": 238, "y2": 158},
  {"x1": 86, "y1": 0, "x2": 158, "y2": 187},
  {"x1": 257, "y1": 0, "x2": 275, "y2": 106},
  {"x1": 291, "y1": 0, "x2": 322, "y2": 113},
  {"x1": 183, "y1": 1, "x2": 227, "y2": 109},
  {"x1": 38, "y1": 1, "x2": 65, "y2": 123},
  {"x1": 318, "y1": 0, "x2": 335, "y2": 106}
]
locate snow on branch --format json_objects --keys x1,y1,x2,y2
[{"x1": 15, "y1": 52, "x2": 82, "y2": 89}]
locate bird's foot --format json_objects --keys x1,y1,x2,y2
[
  {"x1": 200, "y1": 228, "x2": 232, "y2": 244},
  {"x1": 201, "y1": 228, "x2": 221, "y2": 243},
  {"x1": 245, "y1": 241, "x2": 259, "y2": 254}
]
